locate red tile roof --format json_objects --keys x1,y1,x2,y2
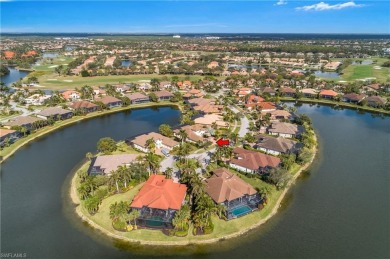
[
  {"x1": 320, "y1": 89, "x2": 338, "y2": 97},
  {"x1": 131, "y1": 175, "x2": 187, "y2": 210},
  {"x1": 231, "y1": 147, "x2": 281, "y2": 170}
]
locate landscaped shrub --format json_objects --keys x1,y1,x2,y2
[{"x1": 112, "y1": 220, "x2": 126, "y2": 231}]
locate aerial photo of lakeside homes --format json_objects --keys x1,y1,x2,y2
[{"x1": 1, "y1": 1, "x2": 389, "y2": 259}]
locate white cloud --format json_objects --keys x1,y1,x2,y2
[
  {"x1": 296, "y1": 1, "x2": 364, "y2": 11},
  {"x1": 275, "y1": 0, "x2": 287, "y2": 6}
]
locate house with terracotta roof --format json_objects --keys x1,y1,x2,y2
[
  {"x1": 207, "y1": 61, "x2": 219, "y2": 69},
  {"x1": 130, "y1": 175, "x2": 187, "y2": 229},
  {"x1": 319, "y1": 89, "x2": 339, "y2": 99},
  {"x1": 130, "y1": 132, "x2": 179, "y2": 153},
  {"x1": 88, "y1": 154, "x2": 139, "y2": 176},
  {"x1": 95, "y1": 96, "x2": 122, "y2": 108},
  {"x1": 182, "y1": 89, "x2": 204, "y2": 100},
  {"x1": 3, "y1": 51, "x2": 15, "y2": 59},
  {"x1": 244, "y1": 94, "x2": 264, "y2": 107},
  {"x1": 70, "y1": 100, "x2": 98, "y2": 113},
  {"x1": 205, "y1": 168, "x2": 262, "y2": 220},
  {"x1": 237, "y1": 87, "x2": 252, "y2": 97},
  {"x1": 255, "y1": 135, "x2": 301, "y2": 156},
  {"x1": 0, "y1": 128, "x2": 20, "y2": 147},
  {"x1": 250, "y1": 102, "x2": 277, "y2": 112},
  {"x1": 125, "y1": 93, "x2": 150, "y2": 104},
  {"x1": 268, "y1": 122, "x2": 304, "y2": 138},
  {"x1": 36, "y1": 107, "x2": 73, "y2": 120},
  {"x1": 229, "y1": 147, "x2": 281, "y2": 174},
  {"x1": 61, "y1": 90, "x2": 81, "y2": 101}
]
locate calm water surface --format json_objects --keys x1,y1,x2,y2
[
  {"x1": 1, "y1": 104, "x2": 389, "y2": 259},
  {"x1": 314, "y1": 71, "x2": 340, "y2": 79},
  {"x1": 0, "y1": 67, "x2": 30, "y2": 86}
]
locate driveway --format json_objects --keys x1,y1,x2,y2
[{"x1": 230, "y1": 106, "x2": 250, "y2": 138}]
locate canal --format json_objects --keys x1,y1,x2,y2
[{"x1": 1, "y1": 104, "x2": 389, "y2": 258}]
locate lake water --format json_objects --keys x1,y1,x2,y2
[
  {"x1": 121, "y1": 60, "x2": 132, "y2": 67},
  {"x1": 1, "y1": 104, "x2": 389, "y2": 258},
  {"x1": 0, "y1": 67, "x2": 30, "y2": 86},
  {"x1": 314, "y1": 71, "x2": 341, "y2": 79},
  {"x1": 42, "y1": 52, "x2": 59, "y2": 59},
  {"x1": 352, "y1": 60, "x2": 373, "y2": 65},
  {"x1": 228, "y1": 64, "x2": 262, "y2": 70}
]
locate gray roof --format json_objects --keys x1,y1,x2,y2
[
  {"x1": 268, "y1": 122, "x2": 303, "y2": 136},
  {"x1": 37, "y1": 107, "x2": 72, "y2": 117},
  {"x1": 3, "y1": 116, "x2": 42, "y2": 127},
  {"x1": 256, "y1": 135, "x2": 298, "y2": 153},
  {"x1": 91, "y1": 154, "x2": 139, "y2": 175}
]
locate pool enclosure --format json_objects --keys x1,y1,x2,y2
[
  {"x1": 222, "y1": 194, "x2": 263, "y2": 220},
  {"x1": 133, "y1": 207, "x2": 176, "y2": 229}
]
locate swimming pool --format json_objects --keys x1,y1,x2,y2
[
  {"x1": 145, "y1": 216, "x2": 165, "y2": 227},
  {"x1": 230, "y1": 205, "x2": 252, "y2": 218}
]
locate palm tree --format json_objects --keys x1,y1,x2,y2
[
  {"x1": 116, "y1": 165, "x2": 131, "y2": 188},
  {"x1": 146, "y1": 138, "x2": 156, "y2": 153},
  {"x1": 172, "y1": 205, "x2": 190, "y2": 231},
  {"x1": 77, "y1": 183, "x2": 90, "y2": 200},
  {"x1": 178, "y1": 129, "x2": 187, "y2": 144},
  {"x1": 109, "y1": 201, "x2": 129, "y2": 222},
  {"x1": 144, "y1": 152, "x2": 160, "y2": 176},
  {"x1": 129, "y1": 209, "x2": 141, "y2": 228},
  {"x1": 85, "y1": 152, "x2": 93, "y2": 161},
  {"x1": 108, "y1": 171, "x2": 121, "y2": 193},
  {"x1": 84, "y1": 176, "x2": 96, "y2": 196},
  {"x1": 164, "y1": 167, "x2": 173, "y2": 179}
]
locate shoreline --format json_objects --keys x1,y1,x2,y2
[
  {"x1": 280, "y1": 97, "x2": 390, "y2": 115},
  {"x1": 0, "y1": 102, "x2": 180, "y2": 163},
  {"x1": 69, "y1": 135, "x2": 318, "y2": 246}
]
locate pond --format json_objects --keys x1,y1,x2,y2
[
  {"x1": 314, "y1": 70, "x2": 341, "y2": 79},
  {"x1": 1, "y1": 104, "x2": 389, "y2": 258},
  {"x1": 0, "y1": 67, "x2": 30, "y2": 86},
  {"x1": 42, "y1": 52, "x2": 59, "y2": 59},
  {"x1": 121, "y1": 60, "x2": 132, "y2": 67}
]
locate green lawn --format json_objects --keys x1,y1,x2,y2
[
  {"x1": 31, "y1": 73, "x2": 217, "y2": 90},
  {"x1": 33, "y1": 56, "x2": 75, "y2": 72}
]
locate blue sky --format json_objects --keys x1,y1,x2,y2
[{"x1": 1, "y1": 1, "x2": 389, "y2": 33}]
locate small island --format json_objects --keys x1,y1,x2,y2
[
  {"x1": 0, "y1": 64, "x2": 10, "y2": 76},
  {"x1": 70, "y1": 102, "x2": 318, "y2": 245}
]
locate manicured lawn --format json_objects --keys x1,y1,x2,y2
[{"x1": 32, "y1": 73, "x2": 217, "y2": 90}]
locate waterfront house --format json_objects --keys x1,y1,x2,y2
[
  {"x1": 301, "y1": 88, "x2": 318, "y2": 98},
  {"x1": 95, "y1": 96, "x2": 122, "y2": 108},
  {"x1": 268, "y1": 122, "x2": 304, "y2": 138},
  {"x1": 36, "y1": 107, "x2": 73, "y2": 120},
  {"x1": 229, "y1": 147, "x2": 281, "y2": 174},
  {"x1": 205, "y1": 168, "x2": 262, "y2": 220},
  {"x1": 125, "y1": 93, "x2": 150, "y2": 104},
  {"x1": 173, "y1": 125, "x2": 207, "y2": 144},
  {"x1": 155, "y1": 90, "x2": 173, "y2": 101},
  {"x1": 61, "y1": 90, "x2": 81, "y2": 101},
  {"x1": 0, "y1": 128, "x2": 20, "y2": 147},
  {"x1": 342, "y1": 93, "x2": 367, "y2": 104},
  {"x1": 130, "y1": 175, "x2": 187, "y2": 229},
  {"x1": 262, "y1": 87, "x2": 276, "y2": 96},
  {"x1": 255, "y1": 135, "x2": 301, "y2": 156},
  {"x1": 319, "y1": 89, "x2": 338, "y2": 99},
  {"x1": 247, "y1": 101, "x2": 276, "y2": 112},
  {"x1": 88, "y1": 154, "x2": 139, "y2": 176},
  {"x1": 194, "y1": 114, "x2": 229, "y2": 128},
  {"x1": 187, "y1": 98, "x2": 223, "y2": 114},
  {"x1": 24, "y1": 94, "x2": 51, "y2": 105},
  {"x1": 130, "y1": 132, "x2": 179, "y2": 153},
  {"x1": 261, "y1": 109, "x2": 292, "y2": 121},
  {"x1": 366, "y1": 96, "x2": 387, "y2": 107},
  {"x1": 70, "y1": 100, "x2": 98, "y2": 113},
  {"x1": 3, "y1": 116, "x2": 43, "y2": 131},
  {"x1": 280, "y1": 87, "x2": 296, "y2": 97}
]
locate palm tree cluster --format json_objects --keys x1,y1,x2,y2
[
  {"x1": 107, "y1": 163, "x2": 149, "y2": 193},
  {"x1": 178, "y1": 168, "x2": 226, "y2": 235}
]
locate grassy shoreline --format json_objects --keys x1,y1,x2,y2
[
  {"x1": 69, "y1": 134, "x2": 318, "y2": 246},
  {"x1": 0, "y1": 102, "x2": 180, "y2": 163},
  {"x1": 280, "y1": 97, "x2": 390, "y2": 115}
]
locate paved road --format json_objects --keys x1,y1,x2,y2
[
  {"x1": 0, "y1": 101, "x2": 36, "y2": 123},
  {"x1": 230, "y1": 106, "x2": 250, "y2": 138}
]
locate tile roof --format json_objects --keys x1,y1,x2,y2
[
  {"x1": 205, "y1": 168, "x2": 257, "y2": 203},
  {"x1": 95, "y1": 96, "x2": 122, "y2": 105},
  {"x1": 131, "y1": 175, "x2": 187, "y2": 210},
  {"x1": 37, "y1": 107, "x2": 72, "y2": 117},
  {"x1": 92, "y1": 154, "x2": 139, "y2": 175},
  {"x1": 132, "y1": 132, "x2": 179, "y2": 148},
  {"x1": 3, "y1": 116, "x2": 42, "y2": 127},
  {"x1": 269, "y1": 122, "x2": 302, "y2": 135},
  {"x1": 0, "y1": 128, "x2": 17, "y2": 138},
  {"x1": 125, "y1": 92, "x2": 149, "y2": 101},
  {"x1": 231, "y1": 147, "x2": 280, "y2": 170},
  {"x1": 320, "y1": 89, "x2": 338, "y2": 97},
  {"x1": 70, "y1": 100, "x2": 98, "y2": 109},
  {"x1": 256, "y1": 135, "x2": 298, "y2": 153}
]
